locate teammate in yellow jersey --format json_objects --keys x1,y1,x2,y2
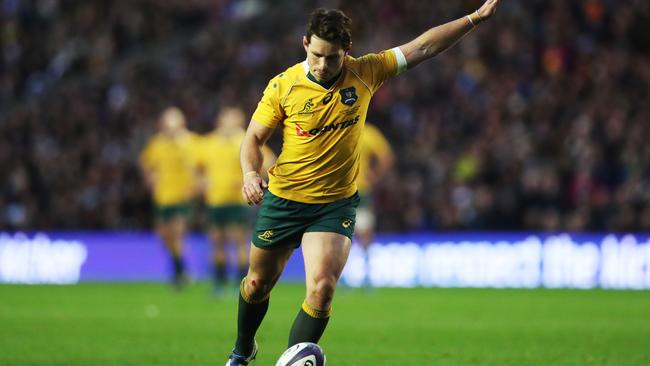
[
  {"x1": 197, "y1": 107, "x2": 276, "y2": 295},
  {"x1": 139, "y1": 107, "x2": 200, "y2": 289},
  {"x1": 356, "y1": 123, "x2": 394, "y2": 285},
  {"x1": 227, "y1": 2, "x2": 500, "y2": 364}
]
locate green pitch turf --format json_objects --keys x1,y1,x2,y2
[{"x1": 1, "y1": 283, "x2": 649, "y2": 366}]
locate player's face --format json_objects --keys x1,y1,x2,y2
[
  {"x1": 217, "y1": 108, "x2": 245, "y2": 131},
  {"x1": 303, "y1": 35, "x2": 348, "y2": 83},
  {"x1": 159, "y1": 107, "x2": 186, "y2": 138}
]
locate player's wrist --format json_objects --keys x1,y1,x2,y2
[
  {"x1": 467, "y1": 10, "x2": 483, "y2": 27},
  {"x1": 244, "y1": 170, "x2": 261, "y2": 180}
]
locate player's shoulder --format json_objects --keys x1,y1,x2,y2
[
  {"x1": 345, "y1": 49, "x2": 396, "y2": 69},
  {"x1": 140, "y1": 133, "x2": 166, "y2": 160},
  {"x1": 266, "y1": 62, "x2": 304, "y2": 90},
  {"x1": 145, "y1": 133, "x2": 165, "y2": 148},
  {"x1": 365, "y1": 122, "x2": 381, "y2": 134},
  {"x1": 365, "y1": 123, "x2": 388, "y2": 144}
]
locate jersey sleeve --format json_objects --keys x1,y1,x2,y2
[
  {"x1": 355, "y1": 47, "x2": 408, "y2": 93},
  {"x1": 251, "y1": 76, "x2": 285, "y2": 128}
]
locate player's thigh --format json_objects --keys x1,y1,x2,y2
[
  {"x1": 301, "y1": 231, "x2": 352, "y2": 286},
  {"x1": 247, "y1": 244, "x2": 294, "y2": 286}
]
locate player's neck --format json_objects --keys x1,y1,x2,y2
[{"x1": 307, "y1": 70, "x2": 342, "y2": 89}]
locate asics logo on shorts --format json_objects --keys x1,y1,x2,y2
[
  {"x1": 257, "y1": 230, "x2": 274, "y2": 243},
  {"x1": 342, "y1": 219, "x2": 353, "y2": 228}
]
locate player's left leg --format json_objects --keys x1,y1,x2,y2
[
  {"x1": 288, "y1": 231, "x2": 352, "y2": 346},
  {"x1": 229, "y1": 243, "x2": 294, "y2": 365},
  {"x1": 167, "y1": 215, "x2": 190, "y2": 288}
]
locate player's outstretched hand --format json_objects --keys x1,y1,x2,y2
[
  {"x1": 478, "y1": 0, "x2": 499, "y2": 20},
  {"x1": 242, "y1": 171, "x2": 267, "y2": 205}
]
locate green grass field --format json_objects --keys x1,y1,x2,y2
[{"x1": 1, "y1": 283, "x2": 649, "y2": 366}]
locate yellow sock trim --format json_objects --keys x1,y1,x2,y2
[
  {"x1": 239, "y1": 277, "x2": 270, "y2": 304},
  {"x1": 301, "y1": 300, "x2": 331, "y2": 319}
]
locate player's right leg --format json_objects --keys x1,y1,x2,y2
[
  {"x1": 227, "y1": 244, "x2": 293, "y2": 366},
  {"x1": 286, "y1": 191, "x2": 359, "y2": 346}
]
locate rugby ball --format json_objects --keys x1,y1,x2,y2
[{"x1": 275, "y1": 342, "x2": 326, "y2": 366}]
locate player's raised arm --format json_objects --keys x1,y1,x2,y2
[
  {"x1": 398, "y1": 0, "x2": 499, "y2": 69},
  {"x1": 240, "y1": 120, "x2": 275, "y2": 205}
]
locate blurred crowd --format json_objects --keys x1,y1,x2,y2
[{"x1": 2, "y1": 0, "x2": 650, "y2": 231}]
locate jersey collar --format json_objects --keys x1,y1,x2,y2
[{"x1": 302, "y1": 60, "x2": 342, "y2": 90}]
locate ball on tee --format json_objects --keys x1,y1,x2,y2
[{"x1": 275, "y1": 342, "x2": 326, "y2": 366}]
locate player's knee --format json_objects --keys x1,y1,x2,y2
[
  {"x1": 306, "y1": 276, "x2": 337, "y2": 309},
  {"x1": 243, "y1": 275, "x2": 272, "y2": 301}
]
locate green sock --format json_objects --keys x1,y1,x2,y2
[
  {"x1": 288, "y1": 302, "x2": 330, "y2": 347},
  {"x1": 234, "y1": 283, "x2": 269, "y2": 356}
]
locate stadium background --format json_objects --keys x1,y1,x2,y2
[
  {"x1": 1, "y1": 1, "x2": 650, "y2": 365},
  {"x1": 2, "y1": 0, "x2": 650, "y2": 232}
]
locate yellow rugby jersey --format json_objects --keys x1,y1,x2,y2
[
  {"x1": 252, "y1": 47, "x2": 407, "y2": 203},
  {"x1": 139, "y1": 131, "x2": 200, "y2": 205},
  {"x1": 198, "y1": 130, "x2": 275, "y2": 206},
  {"x1": 357, "y1": 123, "x2": 393, "y2": 195}
]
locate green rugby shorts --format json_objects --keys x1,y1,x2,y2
[
  {"x1": 154, "y1": 203, "x2": 192, "y2": 222},
  {"x1": 251, "y1": 190, "x2": 360, "y2": 249}
]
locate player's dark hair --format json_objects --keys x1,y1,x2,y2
[{"x1": 306, "y1": 8, "x2": 352, "y2": 50}]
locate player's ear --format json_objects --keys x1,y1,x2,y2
[{"x1": 303, "y1": 36, "x2": 310, "y2": 52}]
